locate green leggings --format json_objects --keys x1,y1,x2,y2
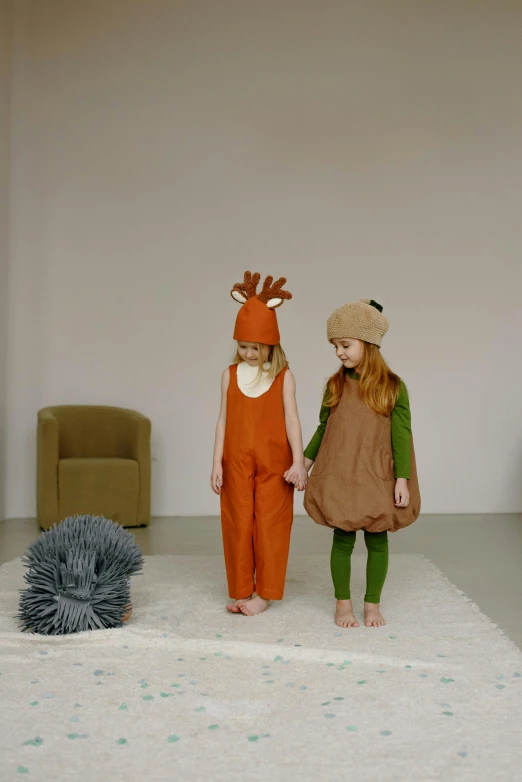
[{"x1": 331, "y1": 529, "x2": 389, "y2": 604}]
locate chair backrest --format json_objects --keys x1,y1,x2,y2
[{"x1": 43, "y1": 406, "x2": 142, "y2": 459}]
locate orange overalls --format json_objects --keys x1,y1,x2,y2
[{"x1": 220, "y1": 364, "x2": 294, "y2": 600}]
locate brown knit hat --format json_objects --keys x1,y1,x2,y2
[{"x1": 327, "y1": 298, "x2": 389, "y2": 347}]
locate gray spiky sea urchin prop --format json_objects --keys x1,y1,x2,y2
[{"x1": 19, "y1": 514, "x2": 144, "y2": 635}]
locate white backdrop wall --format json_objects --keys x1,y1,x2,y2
[
  {"x1": 0, "y1": 0, "x2": 14, "y2": 520},
  {"x1": 4, "y1": 0, "x2": 522, "y2": 518}
]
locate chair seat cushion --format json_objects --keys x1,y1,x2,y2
[{"x1": 58, "y1": 458, "x2": 139, "y2": 527}]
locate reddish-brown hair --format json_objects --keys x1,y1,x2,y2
[{"x1": 324, "y1": 342, "x2": 401, "y2": 416}]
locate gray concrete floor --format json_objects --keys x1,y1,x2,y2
[{"x1": 1, "y1": 514, "x2": 521, "y2": 648}]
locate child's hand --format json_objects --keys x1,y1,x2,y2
[
  {"x1": 304, "y1": 457, "x2": 314, "y2": 473},
  {"x1": 284, "y1": 464, "x2": 309, "y2": 492},
  {"x1": 283, "y1": 465, "x2": 299, "y2": 484},
  {"x1": 295, "y1": 476, "x2": 307, "y2": 491},
  {"x1": 394, "y1": 478, "x2": 410, "y2": 507},
  {"x1": 211, "y1": 464, "x2": 223, "y2": 495}
]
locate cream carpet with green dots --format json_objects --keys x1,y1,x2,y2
[{"x1": 1, "y1": 554, "x2": 521, "y2": 781}]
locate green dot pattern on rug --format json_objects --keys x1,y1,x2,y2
[
  {"x1": 3, "y1": 553, "x2": 522, "y2": 780},
  {"x1": 22, "y1": 738, "x2": 43, "y2": 747},
  {"x1": 17, "y1": 767, "x2": 29, "y2": 775}
]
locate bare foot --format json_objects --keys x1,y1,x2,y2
[
  {"x1": 226, "y1": 596, "x2": 252, "y2": 613},
  {"x1": 364, "y1": 602, "x2": 386, "y2": 627},
  {"x1": 122, "y1": 604, "x2": 132, "y2": 623},
  {"x1": 239, "y1": 596, "x2": 270, "y2": 616},
  {"x1": 335, "y1": 600, "x2": 359, "y2": 628}
]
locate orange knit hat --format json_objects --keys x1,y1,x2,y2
[{"x1": 231, "y1": 271, "x2": 292, "y2": 345}]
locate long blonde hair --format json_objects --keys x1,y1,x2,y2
[
  {"x1": 324, "y1": 342, "x2": 400, "y2": 416},
  {"x1": 233, "y1": 343, "x2": 289, "y2": 382}
]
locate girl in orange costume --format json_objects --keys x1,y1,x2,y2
[{"x1": 211, "y1": 272, "x2": 308, "y2": 616}]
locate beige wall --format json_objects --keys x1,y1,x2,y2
[
  {"x1": 4, "y1": 0, "x2": 522, "y2": 518},
  {"x1": 0, "y1": 0, "x2": 13, "y2": 519}
]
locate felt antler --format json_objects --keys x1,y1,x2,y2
[
  {"x1": 258, "y1": 275, "x2": 292, "y2": 309},
  {"x1": 230, "y1": 271, "x2": 261, "y2": 304}
]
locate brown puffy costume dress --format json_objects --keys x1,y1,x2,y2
[{"x1": 304, "y1": 374, "x2": 421, "y2": 533}]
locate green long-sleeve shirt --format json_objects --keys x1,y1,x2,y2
[{"x1": 304, "y1": 374, "x2": 412, "y2": 479}]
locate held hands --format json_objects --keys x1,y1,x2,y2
[
  {"x1": 212, "y1": 461, "x2": 310, "y2": 494},
  {"x1": 211, "y1": 463, "x2": 223, "y2": 495},
  {"x1": 283, "y1": 463, "x2": 309, "y2": 492},
  {"x1": 394, "y1": 478, "x2": 410, "y2": 508}
]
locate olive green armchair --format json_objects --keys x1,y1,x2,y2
[{"x1": 37, "y1": 406, "x2": 151, "y2": 530}]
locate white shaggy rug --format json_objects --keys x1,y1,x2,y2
[{"x1": 1, "y1": 554, "x2": 521, "y2": 782}]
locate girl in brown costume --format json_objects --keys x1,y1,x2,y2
[{"x1": 299, "y1": 299, "x2": 420, "y2": 628}]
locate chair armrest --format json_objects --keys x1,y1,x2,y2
[
  {"x1": 126, "y1": 412, "x2": 151, "y2": 524},
  {"x1": 37, "y1": 410, "x2": 59, "y2": 529}
]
